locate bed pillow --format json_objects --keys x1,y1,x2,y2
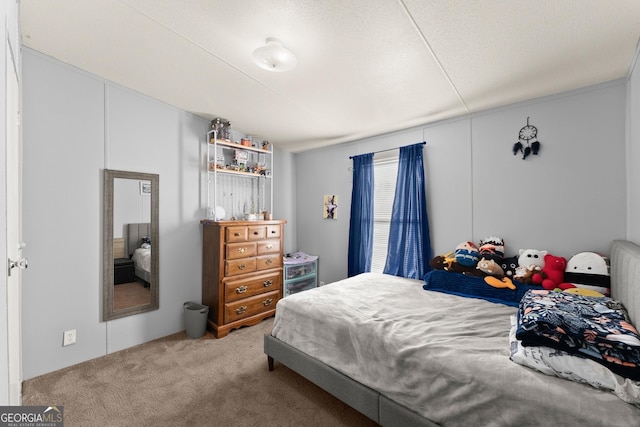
[
  {"x1": 423, "y1": 270, "x2": 538, "y2": 307},
  {"x1": 508, "y1": 315, "x2": 640, "y2": 405}
]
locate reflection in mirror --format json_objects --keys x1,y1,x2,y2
[{"x1": 103, "y1": 169, "x2": 159, "y2": 320}]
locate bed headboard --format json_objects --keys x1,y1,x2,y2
[
  {"x1": 610, "y1": 240, "x2": 640, "y2": 326},
  {"x1": 113, "y1": 238, "x2": 125, "y2": 259},
  {"x1": 125, "y1": 223, "x2": 151, "y2": 257}
]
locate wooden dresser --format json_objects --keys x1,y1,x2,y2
[{"x1": 201, "y1": 219, "x2": 285, "y2": 338}]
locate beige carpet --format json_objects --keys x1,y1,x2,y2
[{"x1": 22, "y1": 317, "x2": 378, "y2": 427}]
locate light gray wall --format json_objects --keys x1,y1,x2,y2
[
  {"x1": 103, "y1": 83, "x2": 208, "y2": 355},
  {"x1": 273, "y1": 148, "x2": 296, "y2": 253},
  {"x1": 627, "y1": 46, "x2": 640, "y2": 243},
  {"x1": 21, "y1": 48, "x2": 297, "y2": 379},
  {"x1": 113, "y1": 178, "x2": 151, "y2": 239},
  {"x1": 20, "y1": 49, "x2": 201, "y2": 379},
  {"x1": 22, "y1": 50, "x2": 107, "y2": 379},
  {"x1": 296, "y1": 81, "x2": 628, "y2": 286}
]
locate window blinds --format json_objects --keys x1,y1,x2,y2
[{"x1": 371, "y1": 157, "x2": 398, "y2": 273}]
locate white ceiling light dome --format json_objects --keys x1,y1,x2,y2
[{"x1": 252, "y1": 38, "x2": 297, "y2": 72}]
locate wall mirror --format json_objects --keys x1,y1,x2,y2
[{"x1": 103, "y1": 169, "x2": 159, "y2": 320}]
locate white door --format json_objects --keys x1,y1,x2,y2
[{"x1": 6, "y1": 38, "x2": 22, "y2": 405}]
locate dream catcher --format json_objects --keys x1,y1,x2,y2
[{"x1": 512, "y1": 117, "x2": 541, "y2": 160}]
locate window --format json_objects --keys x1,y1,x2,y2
[{"x1": 370, "y1": 155, "x2": 398, "y2": 273}]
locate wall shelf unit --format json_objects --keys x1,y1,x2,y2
[{"x1": 206, "y1": 128, "x2": 273, "y2": 220}]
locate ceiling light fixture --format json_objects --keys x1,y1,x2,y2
[{"x1": 252, "y1": 38, "x2": 297, "y2": 72}]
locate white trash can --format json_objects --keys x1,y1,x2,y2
[{"x1": 184, "y1": 302, "x2": 209, "y2": 339}]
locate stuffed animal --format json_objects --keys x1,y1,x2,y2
[
  {"x1": 478, "y1": 236, "x2": 505, "y2": 262},
  {"x1": 484, "y1": 276, "x2": 516, "y2": 290},
  {"x1": 513, "y1": 264, "x2": 541, "y2": 284},
  {"x1": 564, "y1": 287, "x2": 605, "y2": 297},
  {"x1": 454, "y1": 241, "x2": 480, "y2": 267},
  {"x1": 563, "y1": 252, "x2": 611, "y2": 296},
  {"x1": 429, "y1": 251, "x2": 484, "y2": 276},
  {"x1": 532, "y1": 254, "x2": 574, "y2": 290},
  {"x1": 476, "y1": 257, "x2": 518, "y2": 289},
  {"x1": 430, "y1": 250, "x2": 459, "y2": 271},
  {"x1": 429, "y1": 253, "x2": 451, "y2": 271},
  {"x1": 476, "y1": 258, "x2": 504, "y2": 276},
  {"x1": 518, "y1": 249, "x2": 547, "y2": 270},
  {"x1": 500, "y1": 256, "x2": 519, "y2": 277}
]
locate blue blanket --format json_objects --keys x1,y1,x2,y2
[{"x1": 423, "y1": 270, "x2": 537, "y2": 307}]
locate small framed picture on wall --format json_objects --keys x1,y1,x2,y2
[
  {"x1": 140, "y1": 181, "x2": 151, "y2": 195},
  {"x1": 323, "y1": 195, "x2": 338, "y2": 219}
]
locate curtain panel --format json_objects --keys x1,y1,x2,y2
[
  {"x1": 347, "y1": 153, "x2": 374, "y2": 277},
  {"x1": 383, "y1": 143, "x2": 432, "y2": 279}
]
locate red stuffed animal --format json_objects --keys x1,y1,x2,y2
[{"x1": 533, "y1": 254, "x2": 575, "y2": 290}]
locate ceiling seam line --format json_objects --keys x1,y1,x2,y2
[
  {"x1": 115, "y1": 0, "x2": 254, "y2": 80},
  {"x1": 115, "y1": 0, "x2": 322, "y2": 120},
  {"x1": 397, "y1": 0, "x2": 470, "y2": 114}
]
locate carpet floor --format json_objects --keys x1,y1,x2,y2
[{"x1": 22, "y1": 317, "x2": 378, "y2": 427}]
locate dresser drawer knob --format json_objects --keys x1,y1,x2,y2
[
  {"x1": 263, "y1": 280, "x2": 273, "y2": 287},
  {"x1": 235, "y1": 285, "x2": 248, "y2": 294},
  {"x1": 238, "y1": 247, "x2": 247, "y2": 253},
  {"x1": 234, "y1": 232, "x2": 241, "y2": 237},
  {"x1": 253, "y1": 231, "x2": 259, "y2": 235},
  {"x1": 236, "y1": 306, "x2": 247, "y2": 315},
  {"x1": 263, "y1": 298, "x2": 273, "y2": 307},
  {"x1": 265, "y1": 259, "x2": 273, "y2": 265},
  {"x1": 238, "y1": 264, "x2": 246, "y2": 270},
  {"x1": 265, "y1": 244, "x2": 273, "y2": 249}
]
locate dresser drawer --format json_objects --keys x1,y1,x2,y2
[
  {"x1": 224, "y1": 272, "x2": 281, "y2": 302},
  {"x1": 266, "y1": 225, "x2": 281, "y2": 239},
  {"x1": 247, "y1": 225, "x2": 266, "y2": 241},
  {"x1": 256, "y1": 254, "x2": 281, "y2": 271},
  {"x1": 224, "y1": 290, "x2": 279, "y2": 323},
  {"x1": 225, "y1": 258, "x2": 257, "y2": 276},
  {"x1": 257, "y1": 239, "x2": 280, "y2": 255},
  {"x1": 284, "y1": 276, "x2": 317, "y2": 297},
  {"x1": 226, "y1": 226, "x2": 248, "y2": 243},
  {"x1": 226, "y1": 242, "x2": 257, "y2": 260}
]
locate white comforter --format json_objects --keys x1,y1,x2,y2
[
  {"x1": 272, "y1": 272, "x2": 640, "y2": 426},
  {"x1": 132, "y1": 247, "x2": 151, "y2": 273}
]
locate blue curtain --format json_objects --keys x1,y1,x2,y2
[
  {"x1": 348, "y1": 153, "x2": 374, "y2": 277},
  {"x1": 383, "y1": 143, "x2": 432, "y2": 279}
]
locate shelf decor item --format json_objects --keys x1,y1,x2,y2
[
  {"x1": 512, "y1": 117, "x2": 541, "y2": 160},
  {"x1": 210, "y1": 118, "x2": 231, "y2": 141},
  {"x1": 205, "y1": 125, "x2": 273, "y2": 220}
]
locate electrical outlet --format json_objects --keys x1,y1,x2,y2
[{"x1": 63, "y1": 329, "x2": 76, "y2": 346}]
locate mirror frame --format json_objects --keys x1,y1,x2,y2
[{"x1": 103, "y1": 169, "x2": 159, "y2": 320}]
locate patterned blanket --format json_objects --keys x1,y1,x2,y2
[{"x1": 516, "y1": 289, "x2": 640, "y2": 380}]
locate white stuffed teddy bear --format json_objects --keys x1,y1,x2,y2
[{"x1": 513, "y1": 249, "x2": 547, "y2": 283}]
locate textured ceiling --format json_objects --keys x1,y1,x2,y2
[{"x1": 19, "y1": 0, "x2": 640, "y2": 153}]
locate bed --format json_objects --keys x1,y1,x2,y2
[
  {"x1": 125, "y1": 223, "x2": 152, "y2": 284},
  {"x1": 264, "y1": 240, "x2": 640, "y2": 426}
]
